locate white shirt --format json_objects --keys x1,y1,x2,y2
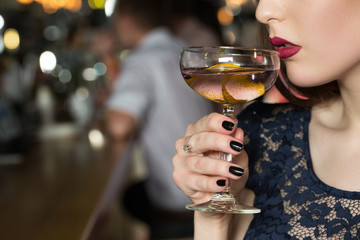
[{"x1": 107, "y1": 28, "x2": 214, "y2": 211}]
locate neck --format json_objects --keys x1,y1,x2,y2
[
  {"x1": 339, "y1": 67, "x2": 360, "y2": 126},
  {"x1": 315, "y1": 78, "x2": 360, "y2": 131}
]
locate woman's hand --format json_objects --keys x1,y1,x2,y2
[{"x1": 172, "y1": 112, "x2": 249, "y2": 212}]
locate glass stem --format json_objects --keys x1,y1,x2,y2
[{"x1": 212, "y1": 104, "x2": 237, "y2": 202}]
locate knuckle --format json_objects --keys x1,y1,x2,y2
[
  {"x1": 213, "y1": 136, "x2": 226, "y2": 149},
  {"x1": 206, "y1": 177, "x2": 222, "y2": 191},
  {"x1": 174, "y1": 138, "x2": 183, "y2": 151},
  {"x1": 208, "y1": 112, "x2": 219, "y2": 119},
  {"x1": 194, "y1": 176, "x2": 206, "y2": 191},
  {"x1": 186, "y1": 122, "x2": 195, "y2": 133},
  {"x1": 172, "y1": 154, "x2": 178, "y2": 166},
  {"x1": 192, "y1": 156, "x2": 203, "y2": 171},
  {"x1": 202, "y1": 113, "x2": 217, "y2": 128},
  {"x1": 172, "y1": 171, "x2": 181, "y2": 186}
]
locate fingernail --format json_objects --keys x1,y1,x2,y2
[
  {"x1": 229, "y1": 166, "x2": 244, "y2": 176},
  {"x1": 230, "y1": 141, "x2": 243, "y2": 152},
  {"x1": 216, "y1": 179, "x2": 226, "y2": 186},
  {"x1": 222, "y1": 121, "x2": 234, "y2": 131}
]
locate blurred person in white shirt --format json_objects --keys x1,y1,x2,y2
[{"x1": 105, "y1": 0, "x2": 214, "y2": 238}]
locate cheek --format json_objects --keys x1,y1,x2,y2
[
  {"x1": 287, "y1": 20, "x2": 360, "y2": 86},
  {"x1": 285, "y1": 47, "x2": 360, "y2": 88}
]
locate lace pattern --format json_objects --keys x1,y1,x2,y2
[{"x1": 239, "y1": 102, "x2": 360, "y2": 239}]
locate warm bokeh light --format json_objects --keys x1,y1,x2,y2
[
  {"x1": 39, "y1": 51, "x2": 57, "y2": 73},
  {"x1": 224, "y1": 29, "x2": 236, "y2": 45},
  {"x1": 16, "y1": 0, "x2": 82, "y2": 13},
  {"x1": 226, "y1": 0, "x2": 247, "y2": 9},
  {"x1": 16, "y1": 0, "x2": 32, "y2": 3},
  {"x1": 217, "y1": 7, "x2": 234, "y2": 26},
  {"x1": 88, "y1": 0, "x2": 106, "y2": 9},
  {"x1": 4, "y1": 28, "x2": 20, "y2": 50}
]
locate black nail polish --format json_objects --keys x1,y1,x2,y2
[
  {"x1": 229, "y1": 166, "x2": 244, "y2": 177},
  {"x1": 216, "y1": 179, "x2": 226, "y2": 187},
  {"x1": 230, "y1": 141, "x2": 243, "y2": 152},
  {"x1": 222, "y1": 121, "x2": 234, "y2": 131}
]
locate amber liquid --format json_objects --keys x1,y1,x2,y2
[{"x1": 182, "y1": 67, "x2": 278, "y2": 104}]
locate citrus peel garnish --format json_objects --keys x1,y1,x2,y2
[
  {"x1": 206, "y1": 63, "x2": 241, "y2": 72},
  {"x1": 206, "y1": 63, "x2": 265, "y2": 104}
]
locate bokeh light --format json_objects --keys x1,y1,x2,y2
[
  {"x1": 82, "y1": 68, "x2": 97, "y2": 81},
  {"x1": 0, "y1": 15, "x2": 4, "y2": 30},
  {"x1": 0, "y1": 36, "x2": 5, "y2": 54},
  {"x1": 58, "y1": 69, "x2": 72, "y2": 83},
  {"x1": 75, "y1": 87, "x2": 89, "y2": 100},
  {"x1": 88, "y1": 0, "x2": 106, "y2": 9},
  {"x1": 93, "y1": 62, "x2": 107, "y2": 76},
  {"x1": 88, "y1": 129, "x2": 105, "y2": 149},
  {"x1": 44, "y1": 26, "x2": 62, "y2": 41},
  {"x1": 226, "y1": 0, "x2": 247, "y2": 9},
  {"x1": 217, "y1": 7, "x2": 234, "y2": 26},
  {"x1": 224, "y1": 29, "x2": 236, "y2": 45},
  {"x1": 16, "y1": 0, "x2": 82, "y2": 13},
  {"x1": 105, "y1": 0, "x2": 116, "y2": 17},
  {"x1": 39, "y1": 51, "x2": 57, "y2": 73},
  {"x1": 4, "y1": 28, "x2": 20, "y2": 50},
  {"x1": 16, "y1": 0, "x2": 33, "y2": 3}
]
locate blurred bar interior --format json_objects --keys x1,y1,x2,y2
[
  {"x1": 0, "y1": 0, "x2": 259, "y2": 152},
  {"x1": 0, "y1": 0, "x2": 282, "y2": 239}
]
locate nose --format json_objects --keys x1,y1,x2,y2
[{"x1": 255, "y1": 0, "x2": 283, "y2": 24}]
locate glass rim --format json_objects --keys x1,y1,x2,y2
[{"x1": 182, "y1": 46, "x2": 279, "y2": 56}]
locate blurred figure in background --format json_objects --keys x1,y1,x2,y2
[
  {"x1": 105, "y1": 0, "x2": 214, "y2": 238},
  {"x1": 166, "y1": 0, "x2": 222, "y2": 46},
  {"x1": 90, "y1": 28, "x2": 120, "y2": 88}
]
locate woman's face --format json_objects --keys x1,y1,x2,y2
[{"x1": 256, "y1": 0, "x2": 360, "y2": 88}]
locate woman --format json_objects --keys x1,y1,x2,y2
[{"x1": 172, "y1": 0, "x2": 360, "y2": 239}]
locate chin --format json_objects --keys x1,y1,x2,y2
[{"x1": 286, "y1": 67, "x2": 330, "y2": 88}]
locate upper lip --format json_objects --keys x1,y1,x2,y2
[{"x1": 269, "y1": 37, "x2": 299, "y2": 47}]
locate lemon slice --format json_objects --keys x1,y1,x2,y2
[
  {"x1": 206, "y1": 63, "x2": 265, "y2": 104},
  {"x1": 223, "y1": 74, "x2": 265, "y2": 104},
  {"x1": 206, "y1": 63, "x2": 241, "y2": 72}
]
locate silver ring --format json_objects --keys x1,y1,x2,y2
[{"x1": 183, "y1": 133, "x2": 201, "y2": 154}]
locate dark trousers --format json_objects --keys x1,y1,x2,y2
[{"x1": 122, "y1": 181, "x2": 194, "y2": 239}]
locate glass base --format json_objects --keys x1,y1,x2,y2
[{"x1": 186, "y1": 200, "x2": 261, "y2": 214}]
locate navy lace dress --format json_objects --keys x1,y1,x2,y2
[{"x1": 238, "y1": 102, "x2": 360, "y2": 239}]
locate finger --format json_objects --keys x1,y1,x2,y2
[
  {"x1": 231, "y1": 144, "x2": 249, "y2": 170},
  {"x1": 173, "y1": 170, "x2": 230, "y2": 197},
  {"x1": 176, "y1": 131, "x2": 244, "y2": 156},
  {"x1": 229, "y1": 151, "x2": 249, "y2": 197},
  {"x1": 185, "y1": 112, "x2": 237, "y2": 136},
  {"x1": 233, "y1": 127, "x2": 244, "y2": 141},
  {"x1": 182, "y1": 155, "x2": 245, "y2": 180}
]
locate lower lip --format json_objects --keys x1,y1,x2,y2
[{"x1": 276, "y1": 46, "x2": 301, "y2": 59}]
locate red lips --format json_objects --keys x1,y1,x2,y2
[{"x1": 269, "y1": 37, "x2": 301, "y2": 59}]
